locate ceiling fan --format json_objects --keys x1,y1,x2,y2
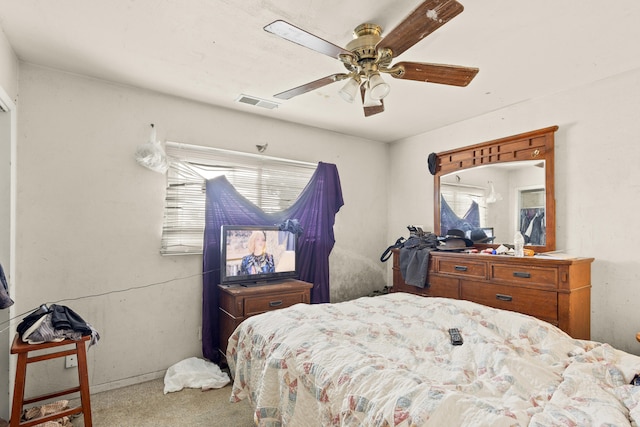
[{"x1": 264, "y1": 0, "x2": 478, "y2": 117}]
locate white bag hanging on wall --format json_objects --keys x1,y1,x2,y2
[{"x1": 134, "y1": 124, "x2": 169, "y2": 173}]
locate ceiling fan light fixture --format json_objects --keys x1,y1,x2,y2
[
  {"x1": 363, "y1": 85, "x2": 382, "y2": 107},
  {"x1": 368, "y1": 73, "x2": 390, "y2": 100},
  {"x1": 265, "y1": 2, "x2": 476, "y2": 116},
  {"x1": 338, "y1": 77, "x2": 360, "y2": 103}
]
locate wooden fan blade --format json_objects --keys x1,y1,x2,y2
[
  {"x1": 360, "y1": 85, "x2": 385, "y2": 117},
  {"x1": 274, "y1": 73, "x2": 349, "y2": 100},
  {"x1": 264, "y1": 20, "x2": 353, "y2": 60},
  {"x1": 363, "y1": 100, "x2": 384, "y2": 117},
  {"x1": 389, "y1": 62, "x2": 478, "y2": 86},
  {"x1": 378, "y1": 0, "x2": 464, "y2": 58}
]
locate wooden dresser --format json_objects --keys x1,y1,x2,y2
[
  {"x1": 392, "y1": 250, "x2": 593, "y2": 339},
  {"x1": 218, "y1": 279, "x2": 313, "y2": 357}
]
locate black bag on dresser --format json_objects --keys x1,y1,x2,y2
[
  {"x1": 380, "y1": 237, "x2": 406, "y2": 262},
  {"x1": 380, "y1": 227, "x2": 439, "y2": 289}
]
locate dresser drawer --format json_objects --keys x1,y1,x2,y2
[
  {"x1": 425, "y1": 274, "x2": 459, "y2": 299},
  {"x1": 491, "y1": 264, "x2": 558, "y2": 289},
  {"x1": 434, "y1": 258, "x2": 486, "y2": 279},
  {"x1": 244, "y1": 292, "x2": 306, "y2": 316},
  {"x1": 392, "y1": 270, "x2": 459, "y2": 299},
  {"x1": 460, "y1": 280, "x2": 558, "y2": 324}
]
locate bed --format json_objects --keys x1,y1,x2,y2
[{"x1": 227, "y1": 292, "x2": 640, "y2": 426}]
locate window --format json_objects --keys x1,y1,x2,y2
[
  {"x1": 519, "y1": 187, "x2": 545, "y2": 211},
  {"x1": 161, "y1": 142, "x2": 317, "y2": 255}
]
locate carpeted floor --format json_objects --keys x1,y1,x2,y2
[{"x1": 70, "y1": 377, "x2": 255, "y2": 427}]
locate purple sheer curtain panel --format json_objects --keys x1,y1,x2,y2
[{"x1": 201, "y1": 162, "x2": 344, "y2": 362}]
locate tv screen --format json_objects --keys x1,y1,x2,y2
[{"x1": 220, "y1": 225, "x2": 298, "y2": 285}]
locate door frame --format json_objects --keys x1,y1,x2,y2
[{"x1": 0, "y1": 84, "x2": 17, "y2": 421}]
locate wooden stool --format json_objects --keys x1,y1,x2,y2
[{"x1": 10, "y1": 334, "x2": 92, "y2": 427}]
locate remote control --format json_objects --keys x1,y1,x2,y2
[{"x1": 449, "y1": 328, "x2": 463, "y2": 346}]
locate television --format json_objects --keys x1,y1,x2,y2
[{"x1": 220, "y1": 225, "x2": 299, "y2": 286}]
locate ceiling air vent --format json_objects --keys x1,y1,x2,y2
[{"x1": 236, "y1": 94, "x2": 279, "y2": 110}]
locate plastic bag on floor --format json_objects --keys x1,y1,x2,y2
[
  {"x1": 22, "y1": 400, "x2": 72, "y2": 426},
  {"x1": 163, "y1": 357, "x2": 230, "y2": 394}
]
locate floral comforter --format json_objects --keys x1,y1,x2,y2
[{"x1": 227, "y1": 292, "x2": 640, "y2": 426}]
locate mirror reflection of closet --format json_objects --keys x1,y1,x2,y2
[
  {"x1": 518, "y1": 186, "x2": 546, "y2": 245},
  {"x1": 434, "y1": 126, "x2": 557, "y2": 253}
]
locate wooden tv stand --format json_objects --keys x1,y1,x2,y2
[
  {"x1": 218, "y1": 279, "x2": 313, "y2": 358},
  {"x1": 392, "y1": 250, "x2": 593, "y2": 339}
]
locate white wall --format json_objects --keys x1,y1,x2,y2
[
  {"x1": 12, "y1": 63, "x2": 389, "y2": 396},
  {"x1": 389, "y1": 67, "x2": 640, "y2": 355},
  {"x1": 0, "y1": 26, "x2": 18, "y2": 102}
]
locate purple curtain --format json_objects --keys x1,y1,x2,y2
[
  {"x1": 440, "y1": 196, "x2": 480, "y2": 235},
  {"x1": 463, "y1": 201, "x2": 480, "y2": 228},
  {"x1": 201, "y1": 162, "x2": 344, "y2": 362}
]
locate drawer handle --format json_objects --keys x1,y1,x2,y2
[
  {"x1": 454, "y1": 265, "x2": 468, "y2": 272},
  {"x1": 269, "y1": 300, "x2": 283, "y2": 307},
  {"x1": 496, "y1": 294, "x2": 513, "y2": 302},
  {"x1": 513, "y1": 271, "x2": 531, "y2": 279}
]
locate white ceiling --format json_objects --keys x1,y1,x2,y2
[{"x1": 1, "y1": 0, "x2": 639, "y2": 143}]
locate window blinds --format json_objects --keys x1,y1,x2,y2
[{"x1": 161, "y1": 142, "x2": 317, "y2": 255}]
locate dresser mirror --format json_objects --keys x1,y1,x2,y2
[{"x1": 434, "y1": 126, "x2": 557, "y2": 253}]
